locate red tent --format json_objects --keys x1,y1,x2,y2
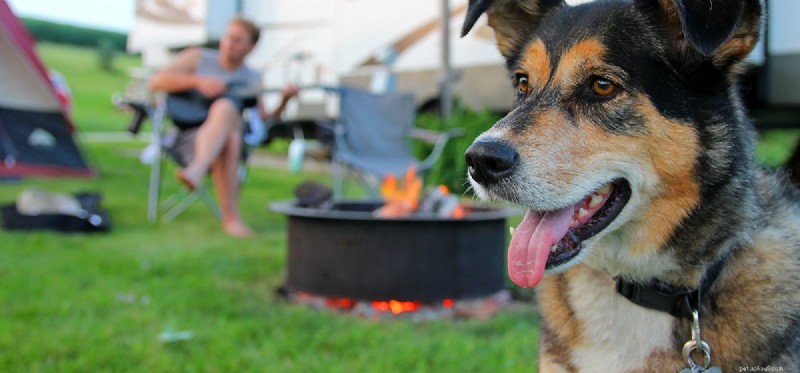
[{"x1": 0, "y1": 0, "x2": 92, "y2": 178}]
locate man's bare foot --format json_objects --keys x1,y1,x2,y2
[
  {"x1": 176, "y1": 169, "x2": 200, "y2": 192},
  {"x1": 223, "y1": 220, "x2": 253, "y2": 237}
]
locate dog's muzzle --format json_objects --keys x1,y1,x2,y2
[{"x1": 465, "y1": 140, "x2": 519, "y2": 186}]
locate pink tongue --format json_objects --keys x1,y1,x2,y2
[{"x1": 508, "y1": 206, "x2": 577, "y2": 287}]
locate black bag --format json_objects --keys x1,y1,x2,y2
[{"x1": 1, "y1": 191, "x2": 111, "y2": 233}]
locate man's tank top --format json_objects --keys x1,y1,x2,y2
[
  {"x1": 167, "y1": 49, "x2": 261, "y2": 129},
  {"x1": 195, "y1": 48, "x2": 261, "y2": 95}
]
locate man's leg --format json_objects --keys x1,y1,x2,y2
[
  {"x1": 211, "y1": 129, "x2": 252, "y2": 237},
  {"x1": 179, "y1": 98, "x2": 241, "y2": 188},
  {"x1": 178, "y1": 97, "x2": 252, "y2": 236}
]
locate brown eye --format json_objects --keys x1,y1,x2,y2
[
  {"x1": 516, "y1": 74, "x2": 529, "y2": 96},
  {"x1": 591, "y1": 78, "x2": 618, "y2": 97}
]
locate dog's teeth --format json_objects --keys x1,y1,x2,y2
[
  {"x1": 550, "y1": 245, "x2": 557, "y2": 253},
  {"x1": 509, "y1": 226, "x2": 516, "y2": 236},
  {"x1": 598, "y1": 184, "x2": 612, "y2": 195},
  {"x1": 577, "y1": 208, "x2": 589, "y2": 219},
  {"x1": 589, "y1": 194, "x2": 603, "y2": 208}
]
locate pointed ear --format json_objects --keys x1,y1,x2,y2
[
  {"x1": 461, "y1": 0, "x2": 566, "y2": 60},
  {"x1": 638, "y1": 0, "x2": 762, "y2": 65}
]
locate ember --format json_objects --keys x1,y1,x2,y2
[
  {"x1": 371, "y1": 300, "x2": 426, "y2": 315},
  {"x1": 289, "y1": 291, "x2": 510, "y2": 320},
  {"x1": 375, "y1": 166, "x2": 468, "y2": 219}
]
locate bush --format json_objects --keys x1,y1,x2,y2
[
  {"x1": 414, "y1": 107, "x2": 502, "y2": 195},
  {"x1": 96, "y1": 38, "x2": 116, "y2": 71},
  {"x1": 22, "y1": 17, "x2": 127, "y2": 52}
]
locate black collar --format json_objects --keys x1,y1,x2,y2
[{"x1": 615, "y1": 252, "x2": 730, "y2": 319}]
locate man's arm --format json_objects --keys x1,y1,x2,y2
[
  {"x1": 149, "y1": 47, "x2": 225, "y2": 97},
  {"x1": 258, "y1": 84, "x2": 300, "y2": 120}
]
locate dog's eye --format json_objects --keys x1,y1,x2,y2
[
  {"x1": 515, "y1": 74, "x2": 529, "y2": 96},
  {"x1": 590, "y1": 77, "x2": 618, "y2": 97}
]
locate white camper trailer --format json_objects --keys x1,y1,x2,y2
[
  {"x1": 127, "y1": 0, "x2": 512, "y2": 121},
  {"x1": 127, "y1": 0, "x2": 800, "y2": 123},
  {"x1": 239, "y1": 0, "x2": 514, "y2": 120}
]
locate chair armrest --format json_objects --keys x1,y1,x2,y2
[
  {"x1": 415, "y1": 127, "x2": 466, "y2": 172},
  {"x1": 112, "y1": 93, "x2": 156, "y2": 135},
  {"x1": 408, "y1": 128, "x2": 465, "y2": 145}
]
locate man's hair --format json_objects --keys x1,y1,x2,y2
[{"x1": 230, "y1": 17, "x2": 260, "y2": 45}]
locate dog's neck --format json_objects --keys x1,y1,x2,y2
[{"x1": 615, "y1": 248, "x2": 732, "y2": 318}]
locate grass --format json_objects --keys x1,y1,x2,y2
[
  {"x1": 36, "y1": 43, "x2": 142, "y2": 132},
  {"x1": 756, "y1": 129, "x2": 800, "y2": 168},
  {"x1": 0, "y1": 141, "x2": 540, "y2": 373}
]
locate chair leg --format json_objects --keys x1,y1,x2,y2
[
  {"x1": 332, "y1": 160, "x2": 388, "y2": 199},
  {"x1": 160, "y1": 188, "x2": 188, "y2": 210},
  {"x1": 198, "y1": 188, "x2": 221, "y2": 219},
  {"x1": 332, "y1": 160, "x2": 345, "y2": 198},
  {"x1": 147, "y1": 141, "x2": 163, "y2": 223},
  {"x1": 162, "y1": 186, "x2": 220, "y2": 222},
  {"x1": 147, "y1": 100, "x2": 167, "y2": 223},
  {"x1": 355, "y1": 172, "x2": 382, "y2": 198},
  {"x1": 162, "y1": 191, "x2": 200, "y2": 222}
]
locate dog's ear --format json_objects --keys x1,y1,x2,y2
[
  {"x1": 637, "y1": 0, "x2": 762, "y2": 64},
  {"x1": 461, "y1": 0, "x2": 566, "y2": 60}
]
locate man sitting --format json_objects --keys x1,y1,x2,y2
[{"x1": 149, "y1": 17, "x2": 298, "y2": 236}]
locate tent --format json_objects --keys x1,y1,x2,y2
[{"x1": 0, "y1": 0, "x2": 92, "y2": 178}]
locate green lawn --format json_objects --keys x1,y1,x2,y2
[
  {"x1": 0, "y1": 141, "x2": 540, "y2": 373},
  {"x1": 37, "y1": 43, "x2": 142, "y2": 133}
]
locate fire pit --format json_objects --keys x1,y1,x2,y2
[{"x1": 269, "y1": 199, "x2": 518, "y2": 317}]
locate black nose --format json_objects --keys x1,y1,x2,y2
[{"x1": 464, "y1": 140, "x2": 519, "y2": 186}]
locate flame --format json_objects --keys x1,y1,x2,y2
[
  {"x1": 375, "y1": 166, "x2": 469, "y2": 219},
  {"x1": 376, "y1": 166, "x2": 422, "y2": 218}
]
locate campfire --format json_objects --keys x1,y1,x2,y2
[
  {"x1": 270, "y1": 169, "x2": 518, "y2": 320},
  {"x1": 375, "y1": 166, "x2": 467, "y2": 219}
]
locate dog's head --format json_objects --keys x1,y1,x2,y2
[{"x1": 463, "y1": 0, "x2": 762, "y2": 287}]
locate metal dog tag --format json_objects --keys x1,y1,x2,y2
[{"x1": 680, "y1": 310, "x2": 723, "y2": 373}]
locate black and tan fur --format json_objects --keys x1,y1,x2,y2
[{"x1": 462, "y1": 0, "x2": 800, "y2": 371}]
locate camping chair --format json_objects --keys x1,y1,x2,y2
[
  {"x1": 330, "y1": 86, "x2": 464, "y2": 197},
  {"x1": 116, "y1": 92, "x2": 264, "y2": 223}
]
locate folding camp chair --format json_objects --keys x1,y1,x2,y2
[
  {"x1": 330, "y1": 86, "x2": 464, "y2": 197},
  {"x1": 117, "y1": 92, "x2": 264, "y2": 223}
]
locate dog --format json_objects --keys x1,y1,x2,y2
[{"x1": 461, "y1": 0, "x2": 800, "y2": 371}]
